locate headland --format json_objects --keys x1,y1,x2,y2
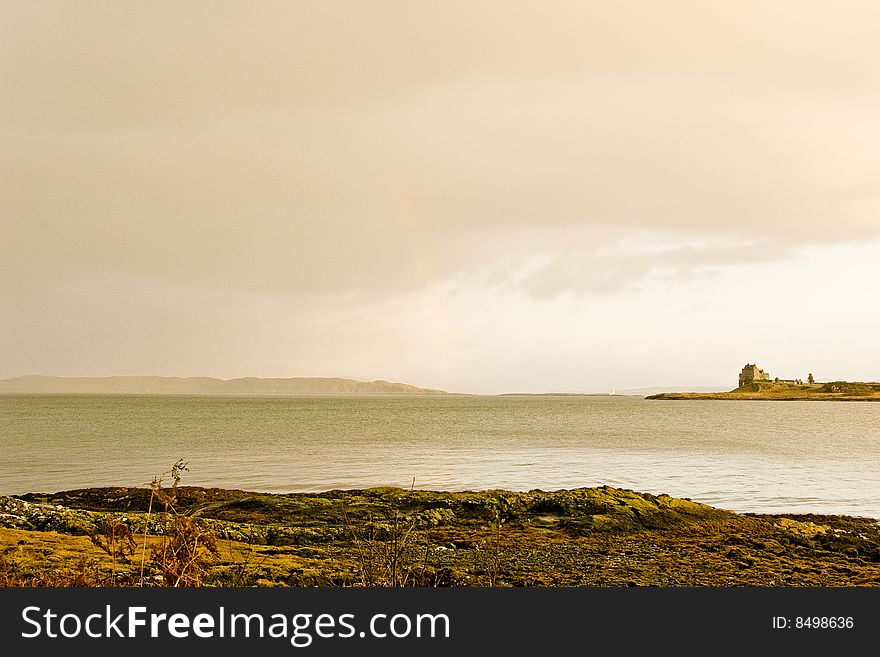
[
  {"x1": 647, "y1": 363, "x2": 880, "y2": 401},
  {"x1": 2, "y1": 485, "x2": 878, "y2": 587}
]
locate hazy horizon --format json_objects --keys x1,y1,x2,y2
[
  {"x1": 0, "y1": 372, "x2": 813, "y2": 396},
  {"x1": 3, "y1": 2, "x2": 879, "y2": 394}
]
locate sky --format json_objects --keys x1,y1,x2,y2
[{"x1": 2, "y1": 1, "x2": 879, "y2": 393}]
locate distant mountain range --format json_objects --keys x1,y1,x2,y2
[
  {"x1": 0, "y1": 375, "x2": 447, "y2": 396},
  {"x1": 0, "y1": 376, "x2": 735, "y2": 397}
]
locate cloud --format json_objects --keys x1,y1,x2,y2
[
  {"x1": 510, "y1": 235, "x2": 796, "y2": 298},
  {"x1": 4, "y1": 72, "x2": 879, "y2": 301},
  {"x1": 3, "y1": 2, "x2": 880, "y2": 384},
  {"x1": 4, "y1": 2, "x2": 880, "y2": 125}
]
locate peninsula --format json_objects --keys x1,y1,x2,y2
[
  {"x1": 647, "y1": 363, "x2": 880, "y2": 401},
  {"x1": 3, "y1": 484, "x2": 879, "y2": 587}
]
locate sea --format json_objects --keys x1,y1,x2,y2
[{"x1": 1, "y1": 394, "x2": 878, "y2": 517}]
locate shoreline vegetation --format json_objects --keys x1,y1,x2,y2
[
  {"x1": 2, "y1": 478, "x2": 878, "y2": 587},
  {"x1": 647, "y1": 380, "x2": 880, "y2": 401}
]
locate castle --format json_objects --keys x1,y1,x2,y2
[
  {"x1": 738, "y1": 363, "x2": 770, "y2": 387},
  {"x1": 738, "y1": 363, "x2": 810, "y2": 388}
]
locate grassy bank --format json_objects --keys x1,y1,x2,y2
[
  {"x1": 2, "y1": 484, "x2": 879, "y2": 587},
  {"x1": 647, "y1": 381, "x2": 880, "y2": 401}
]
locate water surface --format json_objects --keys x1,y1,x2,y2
[{"x1": 1, "y1": 394, "x2": 878, "y2": 517}]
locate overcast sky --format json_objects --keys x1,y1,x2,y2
[{"x1": 2, "y1": 2, "x2": 879, "y2": 393}]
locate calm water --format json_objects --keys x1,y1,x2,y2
[{"x1": 1, "y1": 394, "x2": 878, "y2": 517}]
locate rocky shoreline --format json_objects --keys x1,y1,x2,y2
[
  {"x1": 647, "y1": 392, "x2": 880, "y2": 401},
  {"x1": 646, "y1": 381, "x2": 880, "y2": 401},
  {"x1": 2, "y1": 486, "x2": 879, "y2": 586}
]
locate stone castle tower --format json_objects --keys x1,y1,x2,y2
[{"x1": 739, "y1": 363, "x2": 770, "y2": 388}]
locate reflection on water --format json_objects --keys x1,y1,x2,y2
[{"x1": 1, "y1": 394, "x2": 878, "y2": 517}]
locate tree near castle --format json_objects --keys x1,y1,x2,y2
[{"x1": 808, "y1": 373, "x2": 815, "y2": 385}]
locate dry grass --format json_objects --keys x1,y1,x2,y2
[
  {"x1": 144, "y1": 460, "x2": 220, "y2": 587},
  {"x1": 0, "y1": 460, "x2": 226, "y2": 587},
  {"x1": 1, "y1": 528, "x2": 112, "y2": 586},
  {"x1": 0, "y1": 527, "x2": 361, "y2": 587},
  {"x1": 341, "y1": 480, "x2": 454, "y2": 587}
]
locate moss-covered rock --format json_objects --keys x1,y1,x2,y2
[{"x1": 5, "y1": 486, "x2": 880, "y2": 587}]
